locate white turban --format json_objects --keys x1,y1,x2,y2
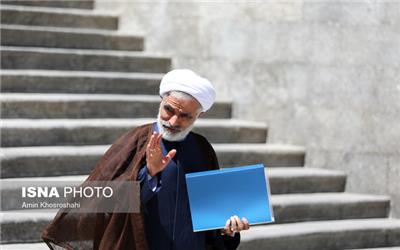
[{"x1": 159, "y1": 69, "x2": 216, "y2": 112}]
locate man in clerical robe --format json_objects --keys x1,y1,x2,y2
[{"x1": 42, "y1": 69, "x2": 250, "y2": 250}]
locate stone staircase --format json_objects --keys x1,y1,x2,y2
[{"x1": 1, "y1": 1, "x2": 400, "y2": 249}]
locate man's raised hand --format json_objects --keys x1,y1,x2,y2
[{"x1": 146, "y1": 132, "x2": 177, "y2": 177}]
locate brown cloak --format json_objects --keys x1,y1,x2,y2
[{"x1": 41, "y1": 123, "x2": 221, "y2": 250}]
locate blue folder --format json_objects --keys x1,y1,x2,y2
[{"x1": 185, "y1": 164, "x2": 274, "y2": 232}]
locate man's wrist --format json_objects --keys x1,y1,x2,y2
[
  {"x1": 220, "y1": 229, "x2": 235, "y2": 237},
  {"x1": 146, "y1": 165, "x2": 157, "y2": 177}
]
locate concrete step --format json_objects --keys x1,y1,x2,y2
[
  {"x1": 0, "y1": 242, "x2": 48, "y2": 250},
  {"x1": 2, "y1": 165, "x2": 339, "y2": 196},
  {"x1": 0, "y1": 209, "x2": 56, "y2": 244},
  {"x1": 1, "y1": 25, "x2": 144, "y2": 51},
  {"x1": 1, "y1": 46, "x2": 171, "y2": 73},
  {"x1": 0, "y1": 5, "x2": 117, "y2": 30},
  {"x1": 267, "y1": 167, "x2": 345, "y2": 194},
  {"x1": 1, "y1": 173, "x2": 387, "y2": 220},
  {"x1": 0, "y1": 93, "x2": 232, "y2": 119},
  {"x1": 0, "y1": 0, "x2": 94, "y2": 9},
  {"x1": 0, "y1": 145, "x2": 306, "y2": 178},
  {"x1": 0, "y1": 119, "x2": 268, "y2": 147},
  {"x1": 0, "y1": 70, "x2": 163, "y2": 94},
  {"x1": 239, "y1": 218, "x2": 400, "y2": 250},
  {"x1": 214, "y1": 144, "x2": 305, "y2": 168},
  {"x1": 349, "y1": 248, "x2": 400, "y2": 250},
  {"x1": 0, "y1": 176, "x2": 349, "y2": 212},
  {"x1": 0, "y1": 174, "x2": 383, "y2": 219},
  {"x1": 271, "y1": 193, "x2": 390, "y2": 224},
  {"x1": 3, "y1": 242, "x2": 400, "y2": 250},
  {"x1": 0, "y1": 193, "x2": 391, "y2": 243}
]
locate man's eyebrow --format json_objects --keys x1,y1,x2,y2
[{"x1": 163, "y1": 103, "x2": 193, "y2": 117}]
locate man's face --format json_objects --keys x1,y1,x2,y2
[{"x1": 157, "y1": 94, "x2": 202, "y2": 141}]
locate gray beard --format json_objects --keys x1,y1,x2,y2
[{"x1": 157, "y1": 112, "x2": 195, "y2": 141}]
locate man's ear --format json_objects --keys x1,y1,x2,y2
[{"x1": 198, "y1": 112, "x2": 206, "y2": 118}]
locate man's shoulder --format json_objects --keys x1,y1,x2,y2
[
  {"x1": 189, "y1": 131, "x2": 219, "y2": 169},
  {"x1": 126, "y1": 122, "x2": 152, "y2": 136},
  {"x1": 114, "y1": 123, "x2": 153, "y2": 144},
  {"x1": 189, "y1": 131, "x2": 212, "y2": 147},
  {"x1": 133, "y1": 123, "x2": 153, "y2": 134}
]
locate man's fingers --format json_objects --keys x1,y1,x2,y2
[
  {"x1": 234, "y1": 215, "x2": 244, "y2": 230},
  {"x1": 146, "y1": 133, "x2": 154, "y2": 151},
  {"x1": 146, "y1": 136, "x2": 154, "y2": 157},
  {"x1": 156, "y1": 133, "x2": 162, "y2": 147},
  {"x1": 161, "y1": 149, "x2": 177, "y2": 165},
  {"x1": 242, "y1": 217, "x2": 250, "y2": 230},
  {"x1": 230, "y1": 216, "x2": 237, "y2": 232},
  {"x1": 149, "y1": 132, "x2": 156, "y2": 149},
  {"x1": 225, "y1": 219, "x2": 232, "y2": 234},
  {"x1": 148, "y1": 132, "x2": 163, "y2": 152},
  {"x1": 168, "y1": 149, "x2": 177, "y2": 158}
]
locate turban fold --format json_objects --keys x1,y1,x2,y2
[{"x1": 159, "y1": 69, "x2": 216, "y2": 112}]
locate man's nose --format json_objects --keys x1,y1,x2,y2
[{"x1": 169, "y1": 115, "x2": 179, "y2": 127}]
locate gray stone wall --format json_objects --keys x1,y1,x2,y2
[{"x1": 95, "y1": 1, "x2": 400, "y2": 217}]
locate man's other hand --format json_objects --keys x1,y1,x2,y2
[{"x1": 221, "y1": 215, "x2": 250, "y2": 236}]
